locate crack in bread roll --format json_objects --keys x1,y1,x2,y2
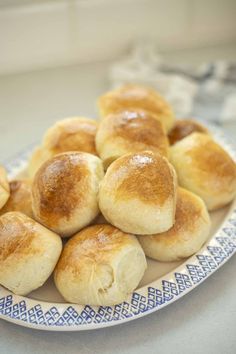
[
  {"x1": 0, "y1": 166, "x2": 10, "y2": 210},
  {"x1": 28, "y1": 117, "x2": 98, "y2": 178},
  {"x1": 99, "y1": 151, "x2": 177, "y2": 235},
  {"x1": 168, "y1": 119, "x2": 209, "y2": 145},
  {"x1": 170, "y1": 133, "x2": 236, "y2": 211},
  {"x1": 32, "y1": 152, "x2": 104, "y2": 237},
  {"x1": 96, "y1": 109, "x2": 169, "y2": 169},
  {"x1": 54, "y1": 224, "x2": 147, "y2": 306},
  {"x1": 98, "y1": 84, "x2": 175, "y2": 132},
  {"x1": 138, "y1": 188, "x2": 211, "y2": 262},
  {"x1": 0, "y1": 179, "x2": 33, "y2": 218},
  {"x1": 0, "y1": 212, "x2": 62, "y2": 295}
]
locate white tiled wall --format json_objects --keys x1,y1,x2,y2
[{"x1": 0, "y1": 0, "x2": 236, "y2": 75}]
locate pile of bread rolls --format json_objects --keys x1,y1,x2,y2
[{"x1": 0, "y1": 84, "x2": 236, "y2": 306}]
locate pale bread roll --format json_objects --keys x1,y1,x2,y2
[
  {"x1": 138, "y1": 188, "x2": 211, "y2": 262},
  {"x1": 0, "y1": 166, "x2": 10, "y2": 209},
  {"x1": 99, "y1": 151, "x2": 177, "y2": 235},
  {"x1": 32, "y1": 151, "x2": 104, "y2": 237},
  {"x1": 98, "y1": 84, "x2": 175, "y2": 132},
  {"x1": 0, "y1": 179, "x2": 33, "y2": 218},
  {"x1": 168, "y1": 119, "x2": 209, "y2": 145},
  {"x1": 170, "y1": 132, "x2": 236, "y2": 210},
  {"x1": 0, "y1": 212, "x2": 62, "y2": 295},
  {"x1": 28, "y1": 117, "x2": 98, "y2": 177},
  {"x1": 28, "y1": 146, "x2": 52, "y2": 179},
  {"x1": 96, "y1": 109, "x2": 169, "y2": 168},
  {"x1": 54, "y1": 224, "x2": 147, "y2": 306}
]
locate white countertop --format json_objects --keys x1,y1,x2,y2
[{"x1": 0, "y1": 53, "x2": 235, "y2": 354}]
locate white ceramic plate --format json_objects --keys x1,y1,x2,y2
[{"x1": 0, "y1": 129, "x2": 235, "y2": 331}]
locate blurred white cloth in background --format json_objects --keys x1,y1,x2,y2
[{"x1": 109, "y1": 42, "x2": 236, "y2": 125}]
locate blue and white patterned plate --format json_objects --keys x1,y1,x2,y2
[{"x1": 0, "y1": 129, "x2": 235, "y2": 331}]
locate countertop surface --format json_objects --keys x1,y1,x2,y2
[{"x1": 0, "y1": 51, "x2": 235, "y2": 354}]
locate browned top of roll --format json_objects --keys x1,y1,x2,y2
[
  {"x1": 0, "y1": 179, "x2": 33, "y2": 218},
  {"x1": 98, "y1": 109, "x2": 168, "y2": 156},
  {"x1": 104, "y1": 151, "x2": 176, "y2": 205},
  {"x1": 0, "y1": 212, "x2": 40, "y2": 262},
  {"x1": 98, "y1": 84, "x2": 173, "y2": 118},
  {"x1": 168, "y1": 119, "x2": 208, "y2": 145},
  {"x1": 186, "y1": 133, "x2": 236, "y2": 190},
  {"x1": 55, "y1": 224, "x2": 137, "y2": 274},
  {"x1": 145, "y1": 188, "x2": 206, "y2": 244},
  {"x1": 43, "y1": 117, "x2": 98, "y2": 155},
  {"x1": 32, "y1": 152, "x2": 90, "y2": 228}
]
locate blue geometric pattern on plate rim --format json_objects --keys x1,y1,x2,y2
[{"x1": 0, "y1": 127, "x2": 235, "y2": 331}]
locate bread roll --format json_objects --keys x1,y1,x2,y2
[
  {"x1": 54, "y1": 224, "x2": 147, "y2": 306},
  {"x1": 96, "y1": 109, "x2": 169, "y2": 168},
  {"x1": 0, "y1": 179, "x2": 33, "y2": 218},
  {"x1": 42, "y1": 117, "x2": 98, "y2": 156},
  {"x1": 168, "y1": 119, "x2": 209, "y2": 145},
  {"x1": 28, "y1": 117, "x2": 98, "y2": 177},
  {"x1": 0, "y1": 211, "x2": 62, "y2": 295},
  {"x1": 138, "y1": 188, "x2": 211, "y2": 262},
  {"x1": 32, "y1": 152, "x2": 104, "y2": 237},
  {"x1": 0, "y1": 166, "x2": 10, "y2": 209},
  {"x1": 98, "y1": 84, "x2": 175, "y2": 132},
  {"x1": 170, "y1": 133, "x2": 236, "y2": 210},
  {"x1": 28, "y1": 146, "x2": 52, "y2": 179},
  {"x1": 99, "y1": 151, "x2": 177, "y2": 234}
]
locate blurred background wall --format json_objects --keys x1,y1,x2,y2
[{"x1": 0, "y1": 0, "x2": 236, "y2": 75}]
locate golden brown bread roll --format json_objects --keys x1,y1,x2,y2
[
  {"x1": 28, "y1": 117, "x2": 98, "y2": 178},
  {"x1": 32, "y1": 151, "x2": 104, "y2": 237},
  {"x1": 99, "y1": 151, "x2": 177, "y2": 235},
  {"x1": 98, "y1": 84, "x2": 175, "y2": 132},
  {"x1": 0, "y1": 179, "x2": 33, "y2": 218},
  {"x1": 138, "y1": 188, "x2": 211, "y2": 261},
  {"x1": 168, "y1": 119, "x2": 209, "y2": 145},
  {"x1": 96, "y1": 109, "x2": 169, "y2": 168},
  {"x1": 54, "y1": 224, "x2": 147, "y2": 306},
  {"x1": 0, "y1": 212, "x2": 62, "y2": 295},
  {"x1": 42, "y1": 117, "x2": 98, "y2": 156},
  {"x1": 0, "y1": 166, "x2": 10, "y2": 209},
  {"x1": 170, "y1": 132, "x2": 236, "y2": 210}
]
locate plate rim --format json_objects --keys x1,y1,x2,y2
[{"x1": 0, "y1": 126, "x2": 236, "y2": 331}]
